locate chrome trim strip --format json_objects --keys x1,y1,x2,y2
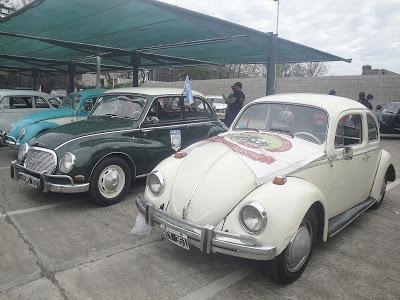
[
  {"x1": 136, "y1": 195, "x2": 276, "y2": 260},
  {"x1": 142, "y1": 121, "x2": 214, "y2": 132},
  {"x1": 54, "y1": 129, "x2": 137, "y2": 150}
]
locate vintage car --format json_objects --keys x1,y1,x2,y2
[
  {"x1": 0, "y1": 89, "x2": 61, "y2": 136},
  {"x1": 136, "y1": 93, "x2": 396, "y2": 284},
  {"x1": 11, "y1": 88, "x2": 226, "y2": 206},
  {"x1": 206, "y1": 95, "x2": 227, "y2": 120},
  {"x1": 379, "y1": 101, "x2": 400, "y2": 134},
  {"x1": 2, "y1": 88, "x2": 106, "y2": 148}
]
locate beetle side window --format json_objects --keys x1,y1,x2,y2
[
  {"x1": 9, "y1": 96, "x2": 33, "y2": 109},
  {"x1": 34, "y1": 96, "x2": 50, "y2": 108},
  {"x1": 367, "y1": 114, "x2": 378, "y2": 141},
  {"x1": 335, "y1": 114, "x2": 363, "y2": 148}
]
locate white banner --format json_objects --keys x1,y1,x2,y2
[{"x1": 206, "y1": 131, "x2": 325, "y2": 185}]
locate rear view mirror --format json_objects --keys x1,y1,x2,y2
[{"x1": 343, "y1": 146, "x2": 353, "y2": 160}]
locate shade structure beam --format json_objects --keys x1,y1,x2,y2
[
  {"x1": 132, "y1": 51, "x2": 141, "y2": 87},
  {"x1": 266, "y1": 34, "x2": 277, "y2": 95}
]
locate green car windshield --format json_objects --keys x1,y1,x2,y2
[
  {"x1": 90, "y1": 94, "x2": 146, "y2": 120},
  {"x1": 61, "y1": 94, "x2": 82, "y2": 111}
]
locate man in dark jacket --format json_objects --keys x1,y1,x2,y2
[
  {"x1": 223, "y1": 82, "x2": 245, "y2": 127},
  {"x1": 359, "y1": 92, "x2": 373, "y2": 110}
]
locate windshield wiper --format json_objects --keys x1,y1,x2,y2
[{"x1": 268, "y1": 128, "x2": 294, "y2": 138}]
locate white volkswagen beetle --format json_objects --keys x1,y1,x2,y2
[{"x1": 136, "y1": 94, "x2": 396, "y2": 284}]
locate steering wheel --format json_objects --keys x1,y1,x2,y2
[{"x1": 294, "y1": 132, "x2": 322, "y2": 144}]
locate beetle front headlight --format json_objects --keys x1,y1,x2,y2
[
  {"x1": 18, "y1": 127, "x2": 26, "y2": 140},
  {"x1": 147, "y1": 171, "x2": 165, "y2": 195},
  {"x1": 18, "y1": 143, "x2": 29, "y2": 162},
  {"x1": 59, "y1": 152, "x2": 76, "y2": 174},
  {"x1": 239, "y1": 202, "x2": 267, "y2": 234}
]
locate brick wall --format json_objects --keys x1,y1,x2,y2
[{"x1": 143, "y1": 74, "x2": 400, "y2": 107}]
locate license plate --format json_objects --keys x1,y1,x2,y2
[
  {"x1": 18, "y1": 172, "x2": 41, "y2": 189},
  {"x1": 160, "y1": 224, "x2": 190, "y2": 250}
]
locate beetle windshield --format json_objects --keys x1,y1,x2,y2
[
  {"x1": 233, "y1": 103, "x2": 328, "y2": 144},
  {"x1": 61, "y1": 93, "x2": 81, "y2": 110},
  {"x1": 90, "y1": 94, "x2": 146, "y2": 120}
]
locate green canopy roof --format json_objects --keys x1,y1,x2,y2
[{"x1": 0, "y1": 0, "x2": 350, "y2": 74}]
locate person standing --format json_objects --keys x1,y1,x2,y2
[
  {"x1": 359, "y1": 92, "x2": 372, "y2": 110},
  {"x1": 375, "y1": 105, "x2": 383, "y2": 123},
  {"x1": 223, "y1": 82, "x2": 245, "y2": 127}
]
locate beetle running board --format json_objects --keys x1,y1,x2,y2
[{"x1": 328, "y1": 197, "x2": 376, "y2": 238}]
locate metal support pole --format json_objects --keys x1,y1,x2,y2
[
  {"x1": 266, "y1": 34, "x2": 277, "y2": 96},
  {"x1": 96, "y1": 56, "x2": 101, "y2": 88},
  {"x1": 32, "y1": 68, "x2": 38, "y2": 91},
  {"x1": 132, "y1": 51, "x2": 140, "y2": 87},
  {"x1": 68, "y1": 63, "x2": 76, "y2": 93}
]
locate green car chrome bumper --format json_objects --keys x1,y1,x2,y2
[
  {"x1": 11, "y1": 160, "x2": 89, "y2": 193},
  {"x1": 136, "y1": 195, "x2": 277, "y2": 261}
]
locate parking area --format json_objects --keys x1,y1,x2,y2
[{"x1": 0, "y1": 140, "x2": 399, "y2": 300}]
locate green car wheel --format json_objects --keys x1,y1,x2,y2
[{"x1": 89, "y1": 156, "x2": 132, "y2": 206}]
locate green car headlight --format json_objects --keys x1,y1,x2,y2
[
  {"x1": 239, "y1": 202, "x2": 267, "y2": 234},
  {"x1": 59, "y1": 152, "x2": 76, "y2": 174},
  {"x1": 147, "y1": 171, "x2": 165, "y2": 195},
  {"x1": 18, "y1": 127, "x2": 26, "y2": 140},
  {"x1": 18, "y1": 143, "x2": 30, "y2": 162}
]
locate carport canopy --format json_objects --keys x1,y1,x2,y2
[{"x1": 0, "y1": 0, "x2": 351, "y2": 92}]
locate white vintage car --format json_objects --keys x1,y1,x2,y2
[{"x1": 136, "y1": 94, "x2": 396, "y2": 284}]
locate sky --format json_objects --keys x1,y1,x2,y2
[{"x1": 160, "y1": 0, "x2": 400, "y2": 76}]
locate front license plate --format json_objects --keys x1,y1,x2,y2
[
  {"x1": 18, "y1": 172, "x2": 41, "y2": 189},
  {"x1": 160, "y1": 224, "x2": 190, "y2": 250}
]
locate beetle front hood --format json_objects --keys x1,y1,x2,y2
[
  {"x1": 31, "y1": 118, "x2": 136, "y2": 149},
  {"x1": 165, "y1": 131, "x2": 325, "y2": 226}
]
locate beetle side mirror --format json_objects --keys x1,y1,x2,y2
[{"x1": 343, "y1": 146, "x2": 354, "y2": 160}]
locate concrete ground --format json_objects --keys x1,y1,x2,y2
[{"x1": 0, "y1": 140, "x2": 399, "y2": 300}]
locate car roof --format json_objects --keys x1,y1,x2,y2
[
  {"x1": 75, "y1": 88, "x2": 107, "y2": 98},
  {"x1": 104, "y1": 87, "x2": 204, "y2": 97},
  {"x1": 253, "y1": 93, "x2": 368, "y2": 115},
  {"x1": 0, "y1": 89, "x2": 51, "y2": 98}
]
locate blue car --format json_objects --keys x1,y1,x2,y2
[{"x1": 2, "y1": 88, "x2": 106, "y2": 148}]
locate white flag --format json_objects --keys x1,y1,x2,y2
[{"x1": 183, "y1": 75, "x2": 194, "y2": 104}]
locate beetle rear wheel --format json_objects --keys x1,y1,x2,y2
[
  {"x1": 275, "y1": 209, "x2": 317, "y2": 284},
  {"x1": 89, "y1": 157, "x2": 131, "y2": 206}
]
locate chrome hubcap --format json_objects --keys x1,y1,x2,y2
[
  {"x1": 286, "y1": 222, "x2": 312, "y2": 272},
  {"x1": 98, "y1": 165, "x2": 125, "y2": 199}
]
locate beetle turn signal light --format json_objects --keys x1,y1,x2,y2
[
  {"x1": 273, "y1": 176, "x2": 287, "y2": 185},
  {"x1": 174, "y1": 152, "x2": 187, "y2": 159}
]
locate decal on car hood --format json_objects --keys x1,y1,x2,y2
[{"x1": 198, "y1": 131, "x2": 325, "y2": 186}]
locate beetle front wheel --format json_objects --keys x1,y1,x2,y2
[
  {"x1": 275, "y1": 209, "x2": 317, "y2": 284},
  {"x1": 89, "y1": 157, "x2": 131, "y2": 206}
]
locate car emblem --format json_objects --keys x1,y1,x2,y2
[{"x1": 170, "y1": 130, "x2": 181, "y2": 152}]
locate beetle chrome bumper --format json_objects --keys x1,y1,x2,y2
[
  {"x1": 11, "y1": 160, "x2": 89, "y2": 193},
  {"x1": 136, "y1": 195, "x2": 276, "y2": 260}
]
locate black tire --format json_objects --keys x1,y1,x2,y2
[
  {"x1": 89, "y1": 156, "x2": 132, "y2": 206},
  {"x1": 371, "y1": 177, "x2": 387, "y2": 210},
  {"x1": 275, "y1": 209, "x2": 317, "y2": 285}
]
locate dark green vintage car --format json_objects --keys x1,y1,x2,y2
[{"x1": 11, "y1": 88, "x2": 226, "y2": 206}]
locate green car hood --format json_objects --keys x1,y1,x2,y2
[{"x1": 31, "y1": 118, "x2": 137, "y2": 149}]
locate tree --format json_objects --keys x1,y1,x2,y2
[{"x1": 276, "y1": 62, "x2": 329, "y2": 78}]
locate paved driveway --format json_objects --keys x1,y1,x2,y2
[{"x1": 0, "y1": 139, "x2": 399, "y2": 299}]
